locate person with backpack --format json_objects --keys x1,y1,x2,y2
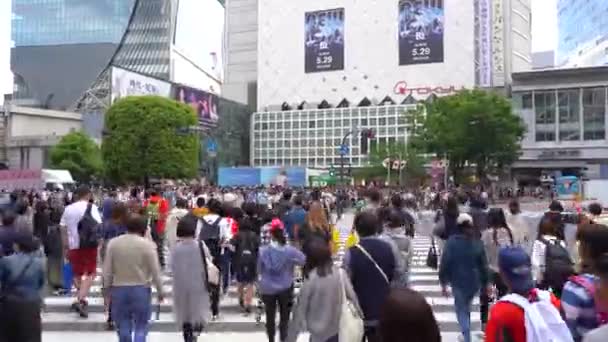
[
  {"x1": 481, "y1": 208, "x2": 515, "y2": 329},
  {"x1": 532, "y1": 217, "x2": 575, "y2": 298},
  {"x1": 562, "y1": 224, "x2": 608, "y2": 342},
  {"x1": 143, "y1": 188, "x2": 170, "y2": 269},
  {"x1": 198, "y1": 198, "x2": 232, "y2": 320},
  {"x1": 231, "y1": 219, "x2": 260, "y2": 314},
  {"x1": 60, "y1": 185, "x2": 102, "y2": 318},
  {"x1": 485, "y1": 246, "x2": 571, "y2": 342}
]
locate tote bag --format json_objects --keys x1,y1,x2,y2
[{"x1": 338, "y1": 269, "x2": 364, "y2": 342}]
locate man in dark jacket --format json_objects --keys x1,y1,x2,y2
[
  {"x1": 343, "y1": 211, "x2": 396, "y2": 342},
  {"x1": 0, "y1": 210, "x2": 18, "y2": 256}
]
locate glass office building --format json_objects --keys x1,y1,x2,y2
[
  {"x1": 12, "y1": 0, "x2": 136, "y2": 47},
  {"x1": 251, "y1": 105, "x2": 414, "y2": 168},
  {"x1": 557, "y1": 0, "x2": 608, "y2": 67}
]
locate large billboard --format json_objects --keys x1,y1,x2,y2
[
  {"x1": 111, "y1": 66, "x2": 171, "y2": 103},
  {"x1": 398, "y1": 0, "x2": 444, "y2": 65},
  {"x1": 174, "y1": 85, "x2": 219, "y2": 129},
  {"x1": 218, "y1": 167, "x2": 307, "y2": 187},
  {"x1": 304, "y1": 8, "x2": 345, "y2": 73}
]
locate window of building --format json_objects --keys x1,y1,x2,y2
[
  {"x1": 361, "y1": 118, "x2": 368, "y2": 126},
  {"x1": 293, "y1": 121, "x2": 300, "y2": 129},
  {"x1": 522, "y1": 93, "x2": 533, "y2": 109},
  {"x1": 583, "y1": 87, "x2": 606, "y2": 140},
  {"x1": 277, "y1": 122, "x2": 283, "y2": 129},
  {"x1": 558, "y1": 89, "x2": 580, "y2": 141},
  {"x1": 285, "y1": 122, "x2": 291, "y2": 129},
  {"x1": 534, "y1": 91, "x2": 556, "y2": 142},
  {"x1": 309, "y1": 121, "x2": 316, "y2": 129},
  {"x1": 261, "y1": 123, "x2": 268, "y2": 130},
  {"x1": 370, "y1": 118, "x2": 377, "y2": 126}
]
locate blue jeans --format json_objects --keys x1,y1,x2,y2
[
  {"x1": 220, "y1": 251, "x2": 232, "y2": 293},
  {"x1": 111, "y1": 286, "x2": 152, "y2": 342},
  {"x1": 452, "y1": 287, "x2": 474, "y2": 342}
]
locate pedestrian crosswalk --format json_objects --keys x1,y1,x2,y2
[{"x1": 41, "y1": 217, "x2": 480, "y2": 338}]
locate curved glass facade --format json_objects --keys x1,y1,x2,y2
[{"x1": 12, "y1": 0, "x2": 136, "y2": 46}]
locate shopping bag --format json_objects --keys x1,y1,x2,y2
[{"x1": 426, "y1": 238, "x2": 438, "y2": 270}]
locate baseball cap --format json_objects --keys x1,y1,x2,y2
[
  {"x1": 498, "y1": 246, "x2": 535, "y2": 293},
  {"x1": 457, "y1": 213, "x2": 473, "y2": 225}
]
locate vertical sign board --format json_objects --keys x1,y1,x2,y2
[
  {"x1": 398, "y1": 0, "x2": 445, "y2": 65},
  {"x1": 304, "y1": 8, "x2": 345, "y2": 73},
  {"x1": 478, "y1": 0, "x2": 493, "y2": 87},
  {"x1": 492, "y1": 0, "x2": 505, "y2": 86}
]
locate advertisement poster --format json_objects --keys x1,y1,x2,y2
[
  {"x1": 260, "y1": 167, "x2": 306, "y2": 187},
  {"x1": 218, "y1": 168, "x2": 260, "y2": 187},
  {"x1": 111, "y1": 67, "x2": 171, "y2": 104},
  {"x1": 304, "y1": 8, "x2": 345, "y2": 73},
  {"x1": 398, "y1": 0, "x2": 444, "y2": 65},
  {"x1": 556, "y1": 176, "x2": 581, "y2": 200},
  {"x1": 174, "y1": 85, "x2": 219, "y2": 128}
]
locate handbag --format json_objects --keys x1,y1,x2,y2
[
  {"x1": 338, "y1": 269, "x2": 364, "y2": 342},
  {"x1": 426, "y1": 237, "x2": 438, "y2": 270},
  {"x1": 198, "y1": 240, "x2": 220, "y2": 287}
]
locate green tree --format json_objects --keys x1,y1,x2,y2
[
  {"x1": 102, "y1": 96, "x2": 199, "y2": 184},
  {"x1": 411, "y1": 89, "x2": 525, "y2": 182},
  {"x1": 50, "y1": 131, "x2": 102, "y2": 182}
]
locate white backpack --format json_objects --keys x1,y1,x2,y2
[{"x1": 500, "y1": 290, "x2": 573, "y2": 342}]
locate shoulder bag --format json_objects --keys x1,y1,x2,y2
[
  {"x1": 354, "y1": 244, "x2": 389, "y2": 284},
  {"x1": 198, "y1": 240, "x2": 220, "y2": 288},
  {"x1": 338, "y1": 268, "x2": 364, "y2": 342},
  {"x1": 426, "y1": 237, "x2": 439, "y2": 270},
  {"x1": 0, "y1": 257, "x2": 35, "y2": 306}
]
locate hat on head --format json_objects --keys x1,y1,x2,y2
[
  {"x1": 457, "y1": 213, "x2": 473, "y2": 225},
  {"x1": 498, "y1": 246, "x2": 535, "y2": 293}
]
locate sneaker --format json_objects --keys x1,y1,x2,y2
[
  {"x1": 78, "y1": 300, "x2": 89, "y2": 318},
  {"x1": 211, "y1": 315, "x2": 219, "y2": 321},
  {"x1": 70, "y1": 301, "x2": 80, "y2": 312}
]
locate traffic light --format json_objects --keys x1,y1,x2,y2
[
  {"x1": 360, "y1": 129, "x2": 375, "y2": 154},
  {"x1": 329, "y1": 167, "x2": 336, "y2": 177}
]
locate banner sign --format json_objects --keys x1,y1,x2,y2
[
  {"x1": 492, "y1": 0, "x2": 505, "y2": 86},
  {"x1": 304, "y1": 8, "x2": 345, "y2": 73},
  {"x1": 111, "y1": 66, "x2": 171, "y2": 103},
  {"x1": 398, "y1": 0, "x2": 444, "y2": 65},
  {"x1": 478, "y1": 0, "x2": 492, "y2": 87},
  {"x1": 174, "y1": 85, "x2": 219, "y2": 128}
]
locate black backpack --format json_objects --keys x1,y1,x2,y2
[
  {"x1": 236, "y1": 231, "x2": 258, "y2": 271},
  {"x1": 541, "y1": 237, "x2": 574, "y2": 293},
  {"x1": 78, "y1": 203, "x2": 100, "y2": 249},
  {"x1": 198, "y1": 217, "x2": 222, "y2": 259}
]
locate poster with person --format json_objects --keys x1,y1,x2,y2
[
  {"x1": 304, "y1": 8, "x2": 345, "y2": 73},
  {"x1": 174, "y1": 85, "x2": 219, "y2": 129},
  {"x1": 398, "y1": 0, "x2": 444, "y2": 65}
]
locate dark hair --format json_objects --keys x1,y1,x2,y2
[
  {"x1": 2, "y1": 210, "x2": 16, "y2": 226},
  {"x1": 111, "y1": 202, "x2": 128, "y2": 223},
  {"x1": 126, "y1": 214, "x2": 147, "y2": 235},
  {"x1": 14, "y1": 233, "x2": 40, "y2": 253},
  {"x1": 368, "y1": 189, "x2": 381, "y2": 203},
  {"x1": 206, "y1": 199, "x2": 223, "y2": 215},
  {"x1": 196, "y1": 197, "x2": 205, "y2": 208},
  {"x1": 488, "y1": 208, "x2": 514, "y2": 245},
  {"x1": 35, "y1": 200, "x2": 48, "y2": 213},
  {"x1": 293, "y1": 195, "x2": 304, "y2": 207},
  {"x1": 537, "y1": 216, "x2": 560, "y2": 240},
  {"x1": 354, "y1": 211, "x2": 379, "y2": 237},
  {"x1": 379, "y1": 288, "x2": 441, "y2": 342},
  {"x1": 577, "y1": 224, "x2": 608, "y2": 274},
  {"x1": 176, "y1": 197, "x2": 188, "y2": 209},
  {"x1": 304, "y1": 237, "x2": 333, "y2": 277},
  {"x1": 282, "y1": 189, "x2": 293, "y2": 201},
  {"x1": 509, "y1": 199, "x2": 521, "y2": 215},
  {"x1": 270, "y1": 226, "x2": 286, "y2": 245},
  {"x1": 549, "y1": 200, "x2": 564, "y2": 212},
  {"x1": 176, "y1": 214, "x2": 197, "y2": 238},
  {"x1": 458, "y1": 217, "x2": 475, "y2": 239},
  {"x1": 391, "y1": 194, "x2": 403, "y2": 209},
  {"x1": 242, "y1": 202, "x2": 258, "y2": 217},
  {"x1": 445, "y1": 197, "x2": 459, "y2": 218},
  {"x1": 589, "y1": 202, "x2": 603, "y2": 217},
  {"x1": 15, "y1": 200, "x2": 28, "y2": 215},
  {"x1": 75, "y1": 185, "x2": 91, "y2": 200},
  {"x1": 388, "y1": 210, "x2": 405, "y2": 228},
  {"x1": 596, "y1": 253, "x2": 608, "y2": 279}
]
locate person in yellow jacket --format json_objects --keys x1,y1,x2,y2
[{"x1": 331, "y1": 226, "x2": 359, "y2": 251}]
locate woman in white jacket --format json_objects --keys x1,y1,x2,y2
[{"x1": 165, "y1": 198, "x2": 191, "y2": 254}]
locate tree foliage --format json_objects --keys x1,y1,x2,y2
[
  {"x1": 102, "y1": 96, "x2": 199, "y2": 184},
  {"x1": 410, "y1": 89, "x2": 525, "y2": 182},
  {"x1": 50, "y1": 131, "x2": 102, "y2": 182}
]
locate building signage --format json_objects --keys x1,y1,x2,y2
[
  {"x1": 393, "y1": 81, "x2": 464, "y2": 96},
  {"x1": 538, "y1": 149, "x2": 581, "y2": 159},
  {"x1": 478, "y1": 0, "x2": 492, "y2": 87},
  {"x1": 492, "y1": 0, "x2": 505, "y2": 86},
  {"x1": 398, "y1": 0, "x2": 445, "y2": 65},
  {"x1": 111, "y1": 66, "x2": 171, "y2": 104},
  {"x1": 304, "y1": 8, "x2": 345, "y2": 73}
]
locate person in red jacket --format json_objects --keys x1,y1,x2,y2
[
  {"x1": 486, "y1": 246, "x2": 562, "y2": 342},
  {"x1": 143, "y1": 188, "x2": 169, "y2": 268}
]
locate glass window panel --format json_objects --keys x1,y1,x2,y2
[
  {"x1": 293, "y1": 122, "x2": 300, "y2": 129},
  {"x1": 534, "y1": 91, "x2": 556, "y2": 142},
  {"x1": 583, "y1": 87, "x2": 606, "y2": 140},
  {"x1": 558, "y1": 89, "x2": 580, "y2": 141},
  {"x1": 370, "y1": 118, "x2": 377, "y2": 126}
]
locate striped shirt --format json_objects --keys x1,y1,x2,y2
[{"x1": 561, "y1": 274, "x2": 600, "y2": 341}]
